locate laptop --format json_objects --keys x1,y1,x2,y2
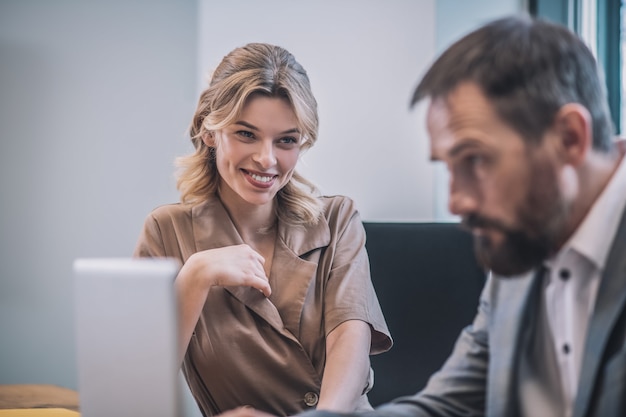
[{"x1": 73, "y1": 257, "x2": 183, "y2": 417}]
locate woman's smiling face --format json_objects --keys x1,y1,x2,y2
[{"x1": 207, "y1": 94, "x2": 302, "y2": 209}]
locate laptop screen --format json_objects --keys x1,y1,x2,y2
[{"x1": 73, "y1": 258, "x2": 182, "y2": 417}]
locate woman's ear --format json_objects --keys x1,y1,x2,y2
[
  {"x1": 552, "y1": 103, "x2": 593, "y2": 166},
  {"x1": 201, "y1": 131, "x2": 216, "y2": 147}
]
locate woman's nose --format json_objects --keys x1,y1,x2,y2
[{"x1": 252, "y1": 140, "x2": 277, "y2": 168}]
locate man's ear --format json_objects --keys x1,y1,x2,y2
[
  {"x1": 552, "y1": 103, "x2": 593, "y2": 166},
  {"x1": 616, "y1": 135, "x2": 626, "y2": 153}
]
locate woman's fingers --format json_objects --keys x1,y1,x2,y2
[{"x1": 194, "y1": 244, "x2": 272, "y2": 296}]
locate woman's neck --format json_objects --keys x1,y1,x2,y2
[
  {"x1": 218, "y1": 189, "x2": 277, "y2": 244},
  {"x1": 218, "y1": 190, "x2": 278, "y2": 277}
]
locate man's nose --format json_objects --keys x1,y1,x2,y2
[{"x1": 447, "y1": 177, "x2": 479, "y2": 217}]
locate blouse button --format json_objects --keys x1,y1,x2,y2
[{"x1": 303, "y1": 391, "x2": 319, "y2": 407}]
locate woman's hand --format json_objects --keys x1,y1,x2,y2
[
  {"x1": 175, "y1": 244, "x2": 272, "y2": 364},
  {"x1": 217, "y1": 406, "x2": 277, "y2": 417},
  {"x1": 184, "y1": 244, "x2": 271, "y2": 296}
]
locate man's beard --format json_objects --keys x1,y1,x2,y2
[
  {"x1": 462, "y1": 213, "x2": 554, "y2": 276},
  {"x1": 461, "y1": 159, "x2": 569, "y2": 277}
]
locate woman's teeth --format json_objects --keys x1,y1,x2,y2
[{"x1": 250, "y1": 173, "x2": 273, "y2": 183}]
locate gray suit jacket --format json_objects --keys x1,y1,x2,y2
[{"x1": 306, "y1": 209, "x2": 626, "y2": 417}]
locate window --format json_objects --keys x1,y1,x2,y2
[
  {"x1": 597, "y1": 0, "x2": 622, "y2": 134},
  {"x1": 530, "y1": 0, "x2": 623, "y2": 134},
  {"x1": 619, "y1": 0, "x2": 626, "y2": 132}
]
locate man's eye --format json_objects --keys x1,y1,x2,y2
[{"x1": 467, "y1": 154, "x2": 486, "y2": 166}]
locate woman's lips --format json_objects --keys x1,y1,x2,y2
[{"x1": 242, "y1": 169, "x2": 277, "y2": 188}]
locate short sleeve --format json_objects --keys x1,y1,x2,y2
[
  {"x1": 132, "y1": 204, "x2": 193, "y2": 262},
  {"x1": 323, "y1": 199, "x2": 392, "y2": 355},
  {"x1": 133, "y1": 213, "x2": 167, "y2": 258}
]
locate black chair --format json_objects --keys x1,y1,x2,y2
[{"x1": 363, "y1": 222, "x2": 487, "y2": 406}]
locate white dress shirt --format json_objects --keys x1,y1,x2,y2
[{"x1": 543, "y1": 153, "x2": 626, "y2": 417}]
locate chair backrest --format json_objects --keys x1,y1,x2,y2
[{"x1": 363, "y1": 222, "x2": 486, "y2": 406}]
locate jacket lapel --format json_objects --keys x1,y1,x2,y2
[
  {"x1": 191, "y1": 199, "x2": 331, "y2": 344},
  {"x1": 573, "y1": 209, "x2": 626, "y2": 417},
  {"x1": 268, "y1": 237, "x2": 319, "y2": 337},
  {"x1": 267, "y1": 215, "x2": 331, "y2": 338},
  {"x1": 488, "y1": 269, "x2": 543, "y2": 417},
  {"x1": 192, "y1": 199, "x2": 243, "y2": 251}
]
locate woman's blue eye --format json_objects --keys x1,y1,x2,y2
[
  {"x1": 237, "y1": 130, "x2": 254, "y2": 138},
  {"x1": 280, "y1": 136, "x2": 298, "y2": 144}
]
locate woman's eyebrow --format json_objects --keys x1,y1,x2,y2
[
  {"x1": 234, "y1": 120, "x2": 300, "y2": 135},
  {"x1": 233, "y1": 121, "x2": 259, "y2": 131}
]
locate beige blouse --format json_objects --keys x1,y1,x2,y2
[{"x1": 134, "y1": 195, "x2": 392, "y2": 416}]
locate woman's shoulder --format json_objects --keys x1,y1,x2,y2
[
  {"x1": 318, "y1": 195, "x2": 358, "y2": 216},
  {"x1": 317, "y1": 195, "x2": 363, "y2": 229},
  {"x1": 145, "y1": 202, "x2": 193, "y2": 224}
]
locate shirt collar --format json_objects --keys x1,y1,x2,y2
[
  {"x1": 191, "y1": 197, "x2": 331, "y2": 256},
  {"x1": 560, "y1": 153, "x2": 626, "y2": 270}
]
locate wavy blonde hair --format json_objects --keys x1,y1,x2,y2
[{"x1": 176, "y1": 43, "x2": 323, "y2": 226}]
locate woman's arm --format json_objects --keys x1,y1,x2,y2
[
  {"x1": 174, "y1": 256, "x2": 212, "y2": 366},
  {"x1": 317, "y1": 319, "x2": 372, "y2": 411},
  {"x1": 134, "y1": 213, "x2": 272, "y2": 366}
]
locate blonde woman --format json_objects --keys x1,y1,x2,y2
[{"x1": 134, "y1": 43, "x2": 391, "y2": 416}]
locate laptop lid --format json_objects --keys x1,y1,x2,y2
[{"x1": 73, "y1": 257, "x2": 182, "y2": 417}]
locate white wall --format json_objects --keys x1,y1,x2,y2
[
  {"x1": 200, "y1": 0, "x2": 525, "y2": 222},
  {"x1": 0, "y1": 0, "x2": 197, "y2": 388},
  {"x1": 433, "y1": 0, "x2": 526, "y2": 220},
  {"x1": 0, "y1": 0, "x2": 522, "y2": 403},
  {"x1": 200, "y1": 0, "x2": 437, "y2": 222}
]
